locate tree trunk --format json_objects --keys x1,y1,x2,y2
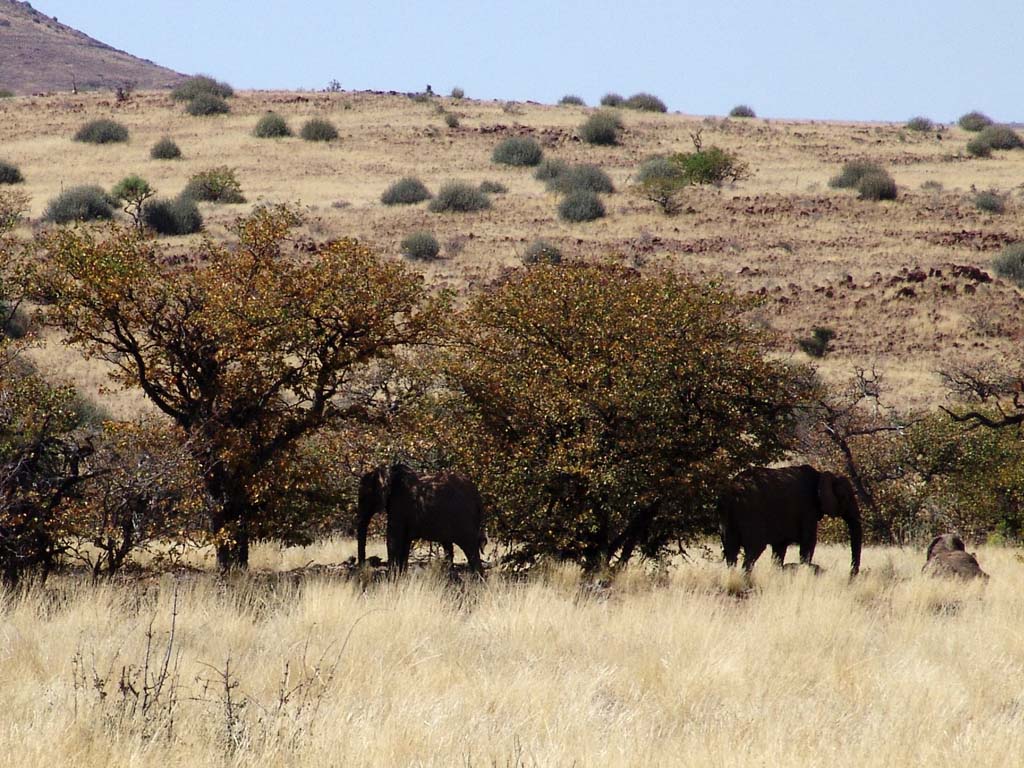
[{"x1": 211, "y1": 494, "x2": 251, "y2": 571}]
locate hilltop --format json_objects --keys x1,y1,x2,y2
[{"x1": 0, "y1": 0, "x2": 185, "y2": 94}]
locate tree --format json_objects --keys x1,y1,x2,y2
[
  {"x1": 30, "y1": 205, "x2": 441, "y2": 569},
  {"x1": 110, "y1": 175, "x2": 156, "y2": 232},
  {"x1": 430, "y1": 263, "x2": 810, "y2": 571}
]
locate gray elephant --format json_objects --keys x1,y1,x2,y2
[
  {"x1": 719, "y1": 465, "x2": 862, "y2": 575},
  {"x1": 923, "y1": 534, "x2": 988, "y2": 579},
  {"x1": 356, "y1": 462, "x2": 486, "y2": 575}
]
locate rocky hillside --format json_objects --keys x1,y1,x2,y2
[{"x1": 0, "y1": 0, "x2": 185, "y2": 94}]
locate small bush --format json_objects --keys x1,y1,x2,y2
[
  {"x1": 798, "y1": 327, "x2": 835, "y2": 358},
  {"x1": 253, "y1": 112, "x2": 292, "y2": 138},
  {"x1": 73, "y1": 119, "x2": 128, "y2": 144},
  {"x1": 829, "y1": 160, "x2": 885, "y2": 189},
  {"x1": 143, "y1": 195, "x2": 203, "y2": 235},
  {"x1": 0, "y1": 90, "x2": 14, "y2": 99},
  {"x1": 977, "y1": 125, "x2": 1023, "y2": 151},
  {"x1": 958, "y1": 111, "x2": 993, "y2": 132},
  {"x1": 729, "y1": 105, "x2": 756, "y2": 118},
  {"x1": 534, "y1": 159, "x2": 568, "y2": 182},
  {"x1": 966, "y1": 137, "x2": 992, "y2": 158},
  {"x1": 906, "y1": 116, "x2": 934, "y2": 132},
  {"x1": 171, "y1": 75, "x2": 234, "y2": 102},
  {"x1": 0, "y1": 188, "x2": 29, "y2": 232},
  {"x1": 479, "y1": 180, "x2": 508, "y2": 194},
  {"x1": 600, "y1": 93, "x2": 624, "y2": 107},
  {"x1": 636, "y1": 156, "x2": 688, "y2": 214},
  {"x1": 636, "y1": 156, "x2": 682, "y2": 185},
  {"x1": 150, "y1": 137, "x2": 182, "y2": 159},
  {"x1": 43, "y1": 185, "x2": 115, "y2": 224},
  {"x1": 975, "y1": 190, "x2": 1006, "y2": 214},
  {"x1": 300, "y1": 118, "x2": 338, "y2": 142},
  {"x1": 523, "y1": 239, "x2": 562, "y2": 265},
  {"x1": 492, "y1": 136, "x2": 543, "y2": 167},
  {"x1": 0, "y1": 161, "x2": 23, "y2": 185},
  {"x1": 994, "y1": 244, "x2": 1024, "y2": 287},
  {"x1": 182, "y1": 167, "x2": 245, "y2": 204},
  {"x1": 429, "y1": 182, "x2": 491, "y2": 213},
  {"x1": 623, "y1": 93, "x2": 667, "y2": 112},
  {"x1": 547, "y1": 164, "x2": 615, "y2": 195},
  {"x1": 450, "y1": 87, "x2": 465, "y2": 99},
  {"x1": 857, "y1": 170, "x2": 897, "y2": 201},
  {"x1": 185, "y1": 93, "x2": 230, "y2": 116},
  {"x1": 580, "y1": 110, "x2": 623, "y2": 145},
  {"x1": 676, "y1": 147, "x2": 749, "y2": 185},
  {"x1": 559, "y1": 95, "x2": 585, "y2": 106},
  {"x1": 558, "y1": 190, "x2": 605, "y2": 222},
  {"x1": 400, "y1": 231, "x2": 440, "y2": 260},
  {"x1": 444, "y1": 112, "x2": 460, "y2": 128},
  {"x1": 381, "y1": 177, "x2": 431, "y2": 206}
]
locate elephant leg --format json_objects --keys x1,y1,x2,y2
[
  {"x1": 799, "y1": 540, "x2": 816, "y2": 566},
  {"x1": 459, "y1": 543, "x2": 484, "y2": 576},
  {"x1": 721, "y1": 525, "x2": 740, "y2": 568},
  {"x1": 442, "y1": 542, "x2": 455, "y2": 563},
  {"x1": 741, "y1": 543, "x2": 766, "y2": 572},
  {"x1": 771, "y1": 543, "x2": 787, "y2": 567},
  {"x1": 799, "y1": 519, "x2": 817, "y2": 566}
]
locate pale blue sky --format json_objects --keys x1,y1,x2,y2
[{"x1": 33, "y1": 0, "x2": 1024, "y2": 121}]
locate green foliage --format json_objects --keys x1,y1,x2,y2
[
  {"x1": 637, "y1": 156, "x2": 681, "y2": 184},
  {"x1": 300, "y1": 118, "x2": 339, "y2": 142},
  {"x1": 559, "y1": 95, "x2": 585, "y2": 106},
  {"x1": 623, "y1": 93, "x2": 667, "y2": 112},
  {"x1": 450, "y1": 86, "x2": 465, "y2": 99},
  {"x1": 857, "y1": 171, "x2": 897, "y2": 201},
  {"x1": 0, "y1": 161, "x2": 23, "y2": 185},
  {"x1": 431, "y1": 264, "x2": 809, "y2": 569},
  {"x1": 635, "y1": 156, "x2": 688, "y2": 214},
  {"x1": 492, "y1": 136, "x2": 544, "y2": 167},
  {"x1": 253, "y1": 112, "x2": 292, "y2": 138},
  {"x1": 111, "y1": 175, "x2": 156, "y2": 230},
  {"x1": 976, "y1": 124, "x2": 1024, "y2": 150},
  {"x1": 150, "y1": 137, "x2": 182, "y2": 159},
  {"x1": 381, "y1": 177, "x2": 431, "y2": 206},
  {"x1": 993, "y1": 244, "x2": 1024, "y2": 286},
  {"x1": 974, "y1": 190, "x2": 1005, "y2": 214},
  {"x1": 171, "y1": 74, "x2": 234, "y2": 101},
  {"x1": 958, "y1": 111, "x2": 993, "y2": 132},
  {"x1": 533, "y1": 159, "x2": 569, "y2": 182},
  {"x1": 478, "y1": 180, "x2": 508, "y2": 194},
  {"x1": 522, "y1": 239, "x2": 562, "y2": 265},
  {"x1": 400, "y1": 230, "x2": 441, "y2": 260},
  {"x1": 905, "y1": 116, "x2": 934, "y2": 132},
  {"x1": 546, "y1": 164, "x2": 614, "y2": 195},
  {"x1": 600, "y1": 93, "x2": 624, "y2": 107},
  {"x1": 0, "y1": 90, "x2": 13, "y2": 99},
  {"x1": 579, "y1": 110, "x2": 623, "y2": 145},
  {"x1": 829, "y1": 160, "x2": 885, "y2": 189},
  {"x1": 798, "y1": 327, "x2": 835, "y2": 357},
  {"x1": 966, "y1": 137, "x2": 992, "y2": 158},
  {"x1": 143, "y1": 196, "x2": 203, "y2": 236},
  {"x1": 674, "y1": 146, "x2": 750, "y2": 185},
  {"x1": 558, "y1": 190, "x2": 605, "y2": 222},
  {"x1": 0, "y1": 189, "x2": 29, "y2": 233},
  {"x1": 182, "y1": 167, "x2": 246, "y2": 204},
  {"x1": 73, "y1": 119, "x2": 129, "y2": 144},
  {"x1": 184, "y1": 93, "x2": 230, "y2": 116},
  {"x1": 42, "y1": 185, "x2": 115, "y2": 224},
  {"x1": 428, "y1": 181, "x2": 491, "y2": 213},
  {"x1": 729, "y1": 104, "x2": 756, "y2": 118}
]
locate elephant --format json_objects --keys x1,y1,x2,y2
[
  {"x1": 923, "y1": 534, "x2": 988, "y2": 580},
  {"x1": 356, "y1": 462, "x2": 486, "y2": 575},
  {"x1": 719, "y1": 465, "x2": 862, "y2": 576}
]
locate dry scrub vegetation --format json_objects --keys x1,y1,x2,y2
[{"x1": 1, "y1": 543, "x2": 1022, "y2": 767}]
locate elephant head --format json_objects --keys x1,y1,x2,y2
[
  {"x1": 817, "y1": 472, "x2": 862, "y2": 576},
  {"x1": 356, "y1": 465, "x2": 392, "y2": 565}
]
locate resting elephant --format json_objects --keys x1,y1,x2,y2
[
  {"x1": 356, "y1": 462, "x2": 486, "y2": 575},
  {"x1": 923, "y1": 534, "x2": 988, "y2": 579},
  {"x1": 719, "y1": 465, "x2": 862, "y2": 575}
]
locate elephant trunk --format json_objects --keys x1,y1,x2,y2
[{"x1": 846, "y1": 513, "x2": 862, "y2": 576}]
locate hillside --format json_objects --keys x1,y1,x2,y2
[{"x1": 0, "y1": 0, "x2": 185, "y2": 94}]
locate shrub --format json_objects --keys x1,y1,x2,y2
[
  {"x1": 975, "y1": 190, "x2": 1006, "y2": 214},
  {"x1": 253, "y1": 112, "x2": 292, "y2": 138},
  {"x1": 994, "y1": 244, "x2": 1024, "y2": 286},
  {"x1": 150, "y1": 137, "x2": 182, "y2": 159},
  {"x1": 171, "y1": 74, "x2": 234, "y2": 101},
  {"x1": 0, "y1": 161, "x2": 23, "y2": 185},
  {"x1": 623, "y1": 93, "x2": 667, "y2": 112},
  {"x1": 182, "y1": 167, "x2": 245, "y2": 204},
  {"x1": 300, "y1": 118, "x2": 338, "y2": 142},
  {"x1": 110, "y1": 175, "x2": 155, "y2": 230},
  {"x1": 400, "y1": 231, "x2": 440, "y2": 260},
  {"x1": 559, "y1": 95, "x2": 585, "y2": 106},
  {"x1": 73, "y1": 119, "x2": 128, "y2": 144},
  {"x1": 479, "y1": 180, "x2": 507, "y2": 194},
  {"x1": 558, "y1": 190, "x2": 605, "y2": 222},
  {"x1": 977, "y1": 125, "x2": 1023, "y2": 150},
  {"x1": 958, "y1": 111, "x2": 993, "y2": 132},
  {"x1": 143, "y1": 195, "x2": 203, "y2": 235},
  {"x1": 450, "y1": 86, "x2": 465, "y2": 99},
  {"x1": 428, "y1": 181, "x2": 491, "y2": 213},
  {"x1": 829, "y1": 160, "x2": 885, "y2": 189},
  {"x1": 185, "y1": 93, "x2": 230, "y2": 116},
  {"x1": 600, "y1": 93, "x2": 624, "y2": 107},
  {"x1": 676, "y1": 147, "x2": 749, "y2": 185},
  {"x1": 0, "y1": 188, "x2": 29, "y2": 232},
  {"x1": 492, "y1": 136, "x2": 543, "y2": 167},
  {"x1": 906, "y1": 116, "x2": 934, "y2": 132},
  {"x1": 534, "y1": 159, "x2": 568, "y2": 182},
  {"x1": 636, "y1": 156, "x2": 688, "y2": 214},
  {"x1": 381, "y1": 177, "x2": 431, "y2": 206},
  {"x1": 966, "y1": 137, "x2": 992, "y2": 158},
  {"x1": 857, "y1": 170, "x2": 897, "y2": 201},
  {"x1": 637, "y1": 155, "x2": 682, "y2": 185},
  {"x1": 444, "y1": 112, "x2": 460, "y2": 128},
  {"x1": 729, "y1": 104, "x2": 756, "y2": 118},
  {"x1": 43, "y1": 185, "x2": 115, "y2": 224},
  {"x1": 547, "y1": 164, "x2": 614, "y2": 195},
  {"x1": 580, "y1": 110, "x2": 623, "y2": 145},
  {"x1": 798, "y1": 327, "x2": 835, "y2": 357},
  {"x1": 523, "y1": 239, "x2": 562, "y2": 265},
  {"x1": 0, "y1": 90, "x2": 13, "y2": 99}
]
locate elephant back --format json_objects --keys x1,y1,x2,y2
[{"x1": 925, "y1": 533, "x2": 966, "y2": 562}]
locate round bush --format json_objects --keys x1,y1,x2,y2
[
  {"x1": 73, "y1": 119, "x2": 128, "y2": 144},
  {"x1": 966, "y1": 137, "x2": 993, "y2": 158},
  {"x1": 428, "y1": 181, "x2": 491, "y2": 213},
  {"x1": 444, "y1": 112, "x2": 460, "y2": 129},
  {"x1": 182, "y1": 167, "x2": 245, "y2": 204},
  {"x1": 492, "y1": 136, "x2": 543, "y2": 167},
  {"x1": 958, "y1": 111, "x2": 993, "y2": 132},
  {"x1": 624, "y1": 93, "x2": 667, "y2": 112},
  {"x1": 906, "y1": 116, "x2": 934, "y2": 132},
  {"x1": 636, "y1": 155, "x2": 682, "y2": 185},
  {"x1": 381, "y1": 177, "x2": 431, "y2": 206},
  {"x1": 43, "y1": 185, "x2": 115, "y2": 224},
  {"x1": 994, "y1": 244, "x2": 1024, "y2": 286},
  {"x1": 400, "y1": 231, "x2": 440, "y2": 260},
  {"x1": 559, "y1": 95, "x2": 585, "y2": 106},
  {"x1": 150, "y1": 137, "x2": 182, "y2": 159},
  {"x1": 975, "y1": 190, "x2": 1005, "y2": 214},
  {"x1": 479, "y1": 180, "x2": 507, "y2": 194},
  {"x1": 534, "y1": 159, "x2": 568, "y2": 182},
  {"x1": 580, "y1": 110, "x2": 623, "y2": 145},
  {"x1": 254, "y1": 112, "x2": 292, "y2": 138},
  {"x1": 523, "y1": 239, "x2": 562, "y2": 265},
  {"x1": 856, "y1": 171, "x2": 897, "y2": 201},
  {"x1": 171, "y1": 75, "x2": 234, "y2": 102},
  {"x1": 0, "y1": 161, "x2": 23, "y2": 185},
  {"x1": 547, "y1": 164, "x2": 614, "y2": 195},
  {"x1": 143, "y1": 196, "x2": 203, "y2": 235},
  {"x1": 558, "y1": 190, "x2": 605, "y2": 222},
  {"x1": 600, "y1": 93, "x2": 624, "y2": 107},
  {"x1": 300, "y1": 118, "x2": 338, "y2": 142},
  {"x1": 450, "y1": 87, "x2": 465, "y2": 99},
  {"x1": 828, "y1": 160, "x2": 885, "y2": 189},
  {"x1": 729, "y1": 104, "x2": 756, "y2": 118},
  {"x1": 185, "y1": 93, "x2": 230, "y2": 116},
  {"x1": 977, "y1": 125, "x2": 1023, "y2": 150}
]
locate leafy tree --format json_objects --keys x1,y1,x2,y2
[
  {"x1": 30, "y1": 205, "x2": 441, "y2": 569},
  {"x1": 111, "y1": 175, "x2": 156, "y2": 232},
  {"x1": 430, "y1": 263, "x2": 809, "y2": 571}
]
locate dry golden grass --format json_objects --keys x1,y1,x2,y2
[{"x1": 1, "y1": 542, "x2": 1021, "y2": 767}]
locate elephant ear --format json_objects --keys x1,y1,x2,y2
[
  {"x1": 378, "y1": 465, "x2": 394, "y2": 510},
  {"x1": 817, "y1": 472, "x2": 839, "y2": 520}
]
